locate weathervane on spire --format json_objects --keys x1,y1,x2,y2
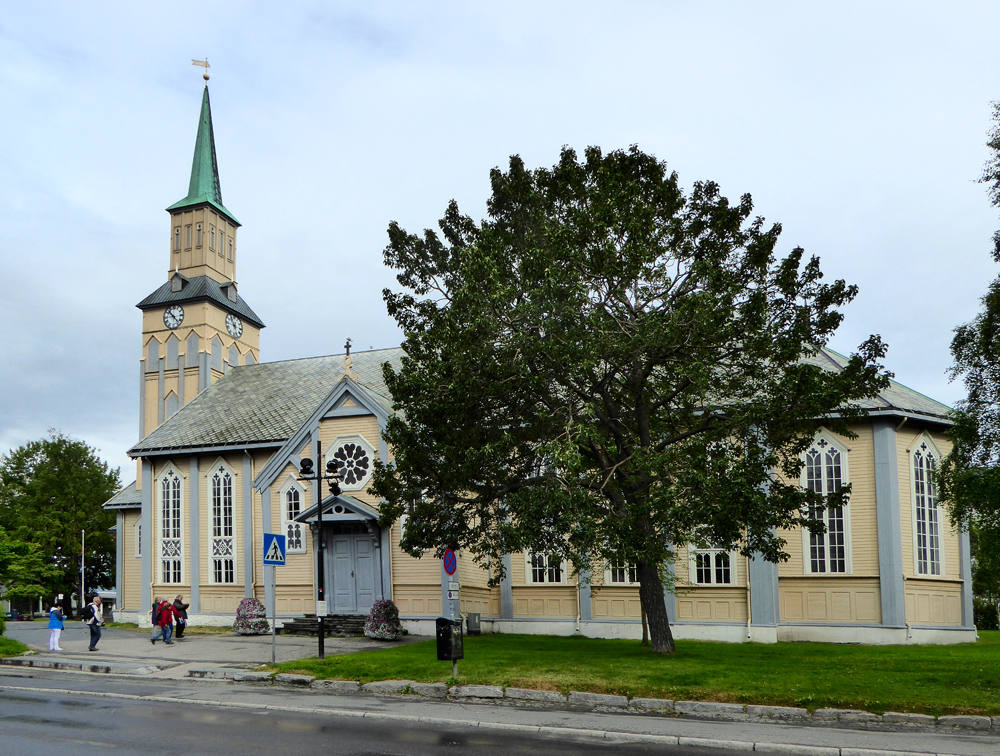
[
  {"x1": 192, "y1": 58, "x2": 210, "y2": 81},
  {"x1": 342, "y1": 337, "x2": 359, "y2": 382}
]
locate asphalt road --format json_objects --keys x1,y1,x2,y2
[{"x1": 0, "y1": 678, "x2": 698, "y2": 756}]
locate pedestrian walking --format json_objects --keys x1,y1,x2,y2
[
  {"x1": 173, "y1": 595, "x2": 189, "y2": 638},
  {"x1": 48, "y1": 604, "x2": 64, "y2": 651},
  {"x1": 150, "y1": 597, "x2": 179, "y2": 644},
  {"x1": 83, "y1": 595, "x2": 104, "y2": 651}
]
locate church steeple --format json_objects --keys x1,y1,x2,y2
[
  {"x1": 165, "y1": 86, "x2": 239, "y2": 226},
  {"x1": 135, "y1": 80, "x2": 263, "y2": 440}
]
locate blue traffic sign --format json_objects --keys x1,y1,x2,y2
[{"x1": 263, "y1": 533, "x2": 286, "y2": 566}]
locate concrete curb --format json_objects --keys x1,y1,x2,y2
[
  {"x1": 0, "y1": 685, "x2": 976, "y2": 756},
  {"x1": 210, "y1": 669, "x2": 997, "y2": 736},
  {"x1": 0, "y1": 683, "x2": 980, "y2": 756},
  {"x1": 4, "y1": 655, "x2": 999, "y2": 739}
]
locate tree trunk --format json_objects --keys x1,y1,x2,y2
[
  {"x1": 636, "y1": 559, "x2": 675, "y2": 654},
  {"x1": 640, "y1": 606, "x2": 649, "y2": 646}
]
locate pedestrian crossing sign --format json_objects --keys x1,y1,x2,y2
[{"x1": 263, "y1": 533, "x2": 286, "y2": 566}]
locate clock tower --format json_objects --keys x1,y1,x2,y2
[{"x1": 136, "y1": 84, "x2": 264, "y2": 439}]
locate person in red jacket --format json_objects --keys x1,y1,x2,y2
[{"x1": 150, "y1": 597, "x2": 179, "y2": 645}]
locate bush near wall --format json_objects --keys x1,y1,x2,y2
[{"x1": 974, "y1": 597, "x2": 1000, "y2": 631}]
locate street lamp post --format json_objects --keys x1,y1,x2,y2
[{"x1": 298, "y1": 440, "x2": 342, "y2": 659}]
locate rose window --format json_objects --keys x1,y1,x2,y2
[{"x1": 332, "y1": 442, "x2": 371, "y2": 487}]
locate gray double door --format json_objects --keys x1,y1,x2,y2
[{"x1": 324, "y1": 525, "x2": 376, "y2": 614}]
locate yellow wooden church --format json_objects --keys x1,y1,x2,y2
[{"x1": 105, "y1": 84, "x2": 976, "y2": 644}]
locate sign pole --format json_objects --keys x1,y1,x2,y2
[
  {"x1": 271, "y1": 565, "x2": 276, "y2": 665},
  {"x1": 262, "y1": 532, "x2": 287, "y2": 666}
]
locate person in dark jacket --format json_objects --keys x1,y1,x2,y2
[
  {"x1": 172, "y1": 595, "x2": 189, "y2": 638},
  {"x1": 83, "y1": 595, "x2": 104, "y2": 651}
]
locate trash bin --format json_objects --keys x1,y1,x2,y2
[
  {"x1": 435, "y1": 616, "x2": 464, "y2": 661},
  {"x1": 466, "y1": 612, "x2": 481, "y2": 636}
]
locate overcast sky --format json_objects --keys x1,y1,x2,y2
[{"x1": 2, "y1": 2, "x2": 999, "y2": 480}]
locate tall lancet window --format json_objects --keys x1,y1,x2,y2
[
  {"x1": 211, "y1": 464, "x2": 235, "y2": 584},
  {"x1": 913, "y1": 439, "x2": 942, "y2": 576},
  {"x1": 280, "y1": 478, "x2": 306, "y2": 554},
  {"x1": 802, "y1": 432, "x2": 850, "y2": 574},
  {"x1": 159, "y1": 468, "x2": 183, "y2": 584}
]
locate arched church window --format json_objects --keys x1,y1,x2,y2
[
  {"x1": 211, "y1": 464, "x2": 235, "y2": 584},
  {"x1": 196, "y1": 223, "x2": 202, "y2": 247},
  {"x1": 159, "y1": 468, "x2": 183, "y2": 584},
  {"x1": 913, "y1": 438, "x2": 942, "y2": 576},
  {"x1": 801, "y1": 432, "x2": 851, "y2": 574}
]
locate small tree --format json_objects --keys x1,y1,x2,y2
[
  {"x1": 0, "y1": 432, "x2": 119, "y2": 605},
  {"x1": 0, "y1": 528, "x2": 60, "y2": 605},
  {"x1": 372, "y1": 146, "x2": 889, "y2": 654}
]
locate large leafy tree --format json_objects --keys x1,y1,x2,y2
[
  {"x1": 939, "y1": 102, "x2": 1000, "y2": 614},
  {"x1": 0, "y1": 432, "x2": 120, "y2": 607},
  {"x1": 372, "y1": 146, "x2": 889, "y2": 653}
]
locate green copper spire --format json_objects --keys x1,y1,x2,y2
[{"x1": 166, "y1": 86, "x2": 240, "y2": 225}]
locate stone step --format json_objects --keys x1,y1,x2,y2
[{"x1": 280, "y1": 614, "x2": 367, "y2": 637}]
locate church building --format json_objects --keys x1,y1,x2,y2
[{"x1": 105, "y1": 84, "x2": 977, "y2": 644}]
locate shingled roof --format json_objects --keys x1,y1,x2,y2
[
  {"x1": 129, "y1": 343, "x2": 949, "y2": 459},
  {"x1": 136, "y1": 275, "x2": 264, "y2": 328},
  {"x1": 806, "y1": 348, "x2": 952, "y2": 423},
  {"x1": 130, "y1": 347, "x2": 402, "y2": 455}
]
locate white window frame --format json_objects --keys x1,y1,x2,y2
[
  {"x1": 604, "y1": 560, "x2": 639, "y2": 586},
  {"x1": 134, "y1": 518, "x2": 142, "y2": 558},
  {"x1": 910, "y1": 434, "x2": 945, "y2": 577},
  {"x1": 208, "y1": 459, "x2": 238, "y2": 585},
  {"x1": 526, "y1": 552, "x2": 565, "y2": 584},
  {"x1": 278, "y1": 474, "x2": 307, "y2": 554},
  {"x1": 687, "y1": 547, "x2": 738, "y2": 586},
  {"x1": 800, "y1": 429, "x2": 853, "y2": 575},
  {"x1": 157, "y1": 464, "x2": 184, "y2": 584}
]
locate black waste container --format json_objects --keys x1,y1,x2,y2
[{"x1": 435, "y1": 616, "x2": 464, "y2": 661}]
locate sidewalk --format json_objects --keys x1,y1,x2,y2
[{"x1": 3, "y1": 621, "x2": 999, "y2": 756}]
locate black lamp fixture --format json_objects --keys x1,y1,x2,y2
[{"x1": 297, "y1": 442, "x2": 343, "y2": 660}]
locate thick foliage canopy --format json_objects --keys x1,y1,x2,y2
[
  {"x1": 939, "y1": 103, "x2": 1000, "y2": 612},
  {"x1": 0, "y1": 432, "x2": 119, "y2": 601},
  {"x1": 371, "y1": 146, "x2": 888, "y2": 652}
]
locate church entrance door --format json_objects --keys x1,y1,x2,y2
[{"x1": 328, "y1": 523, "x2": 376, "y2": 615}]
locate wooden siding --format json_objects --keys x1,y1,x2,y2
[
  {"x1": 905, "y1": 578, "x2": 963, "y2": 625},
  {"x1": 393, "y1": 586, "x2": 443, "y2": 616},
  {"x1": 676, "y1": 587, "x2": 749, "y2": 622},
  {"x1": 122, "y1": 510, "x2": 143, "y2": 611},
  {"x1": 590, "y1": 586, "x2": 643, "y2": 619},
  {"x1": 780, "y1": 577, "x2": 881, "y2": 623},
  {"x1": 512, "y1": 586, "x2": 578, "y2": 617}
]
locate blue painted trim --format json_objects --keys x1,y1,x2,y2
[
  {"x1": 749, "y1": 551, "x2": 779, "y2": 626},
  {"x1": 960, "y1": 529, "x2": 975, "y2": 628},
  {"x1": 578, "y1": 568, "x2": 592, "y2": 621},
  {"x1": 262, "y1": 485, "x2": 274, "y2": 617},
  {"x1": 189, "y1": 456, "x2": 200, "y2": 612},
  {"x1": 501, "y1": 554, "x2": 513, "y2": 619},
  {"x1": 140, "y1": 460, "x2": 153, "y2": 613},
  {"x1": 873, "y1": 419, "x2": 905, "y2": 627},
  {"x1": 138, "y1": 359, "x2": 146, "y2": 439},
  {"x1": 243, "y1": 453, "x2": 254, "y2": 598}
]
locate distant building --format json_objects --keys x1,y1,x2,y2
[{"x1": 105, "y1": 85, "x2": 975, "y2": 644}]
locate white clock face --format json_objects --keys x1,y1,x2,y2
[
  {"x1": 163, "y1": 305, "x2": 184, "y2": 329},
  {"x1": 226, "y1": 314, "x2": 243, "y2": 338}
]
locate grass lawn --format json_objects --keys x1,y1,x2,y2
[
  {"x1": 0, "y1": 636, "x2": 29, "y2": 657},
  {"x1": 273, "y1": 631, "x2": 1000, "y2": 717}
]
